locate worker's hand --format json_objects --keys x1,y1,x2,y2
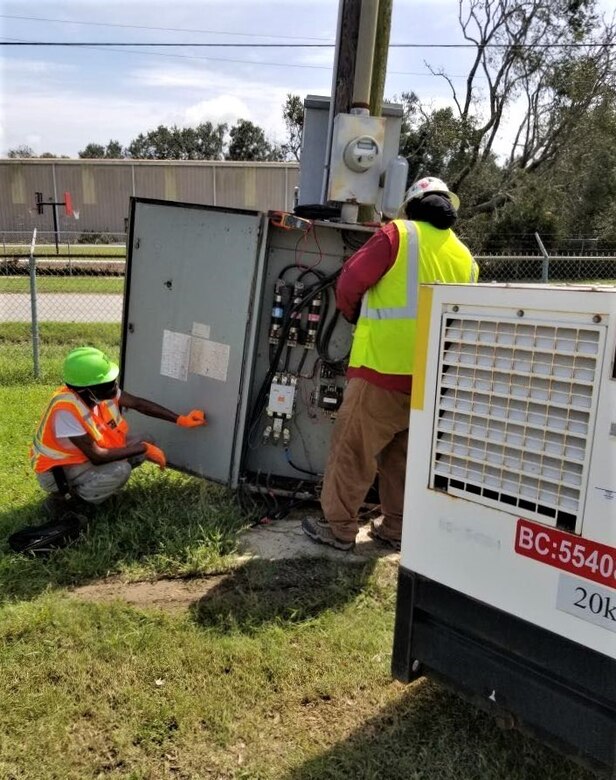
[
  {"x1": 176, "y1": 409, "x2": 207, "y2": 428},
  {"x1": 143, "y1": 442, "x2": 166, "y2": 470}
]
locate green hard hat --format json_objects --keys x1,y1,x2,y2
[{"x1": 63, "y1": 347, "x2": 119, "y2": 387}]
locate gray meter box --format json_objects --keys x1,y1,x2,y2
[
  {"x1": 298, "y1": 95, "x2": 403, "y2": 206},
  {"x1": 121, "y1": 198, "x2": 368, "y2": 488}
]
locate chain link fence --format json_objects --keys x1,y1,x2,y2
[
  {"x1": 2, "y1": 229, "x2": 615, "y2": 383},
  {"x1": 1, "y1": 230, "x2": 126, "y2": 384}
]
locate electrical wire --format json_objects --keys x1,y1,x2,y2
[
  {"x1": 283, "y1": 345, "x2": 292, "y2": 373},
  {"x1": 296, "y1": 348, "x2": 309, "y2": 377},
  {"x1": 284, "y1": 448, "x2": 320, "y2": 477},
  {"x1": 249, "y1": 269, "x2": 340, "y2": 429},
  {"x1": 3, "y1": 40, "x2": 614, "y2": 49},
  {"x1": 0, "y1": 41, "x2": 334, "y2": 48},
  {"x1": 0, "y1": 35, "x2": 493, "y2": 80},
  {"x1": 342, "y1": 230, "x2": 370, "y2": 253},
  {"x1": 0, "y1": 13, "x2": 334, "y2": 41},
  {"x1": 0, "y1": 36, "x2": 487, "y2": 78}
]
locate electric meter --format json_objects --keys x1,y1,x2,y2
[{"x1": 343, "y1": 135, "x2": 379, "y2": 172}]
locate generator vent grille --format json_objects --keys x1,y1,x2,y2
[{"x1": 431, "y1": 317, "x2": 603, "y2": 529}]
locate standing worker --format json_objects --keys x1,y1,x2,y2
[
  {"x1": 30, "y1": 346, "x2": 206, "y2": 518},
  {"x1": 302, "y1": 177, "x2": 479, "y2": 551}
]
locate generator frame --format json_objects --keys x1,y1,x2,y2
[{"x1": 393, "y1": 282, "x2": 616, "y2": 777}]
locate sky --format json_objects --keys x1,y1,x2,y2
[{"x1": 0, "y1": 0, "x2": 613, "y2": 157}]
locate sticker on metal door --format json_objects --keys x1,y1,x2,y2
[
  {"x1": 515, "y1": 518, "x2": 616, "y2": 590},
  {"x1": 556, "y1": 574, "x2": 616, "y2": 633}
]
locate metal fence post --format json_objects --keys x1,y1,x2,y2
[
  {"x1": 28, "y1": 228, "x2": 41, "y2": 379},
  {"x1": 535, "y1": 233, "x2": 550, "y2": 283}
]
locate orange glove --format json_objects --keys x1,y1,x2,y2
[
  {"x1": 143, "y1": 442, "x2": 166, "y2": 470},
  {"x1": 176, "y1": 409, "x2": 207, "y2": 428}
]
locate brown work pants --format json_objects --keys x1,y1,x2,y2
[{"x1": 320, "y1": 378, "x2": 410, "y2": 543}]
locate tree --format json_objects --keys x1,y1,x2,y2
[
  {"x1": 8, "y1": 145, "x2": 36, "y2": 158},
  {"x1": 79, "y1": 143, "x2": 106, "y2": 159},
  {"x1": 418, "y1": 0, "x2": 615, "y2": 215},
  {"x1": 104, "y1": 140, "x2": 124, "y2": 159},
  {"x1": 226, "y1": 119, "x2": 283, "y2": 162},
  {"x1": 79, "y1": 140, "x2": 125, "y2": 158},
  {"x1": 281, "y1": 94, "x2": 304, "y2": 161},
  {"x1": 127, "y1": 123, "x2": 226, "y2": 160}
]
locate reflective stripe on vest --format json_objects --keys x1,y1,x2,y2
[
  {"x1": 99, "y1": 398, "x2": 128, "y2": 447},
  {"x1": 30, "y1": 387, "x2": 121, "y2": 473},
  {"x1": 359, "y1": 220, "x2": 420, "y2": 321},
  {"x1": 349, "y1": 219, "x2": 477, "y2": 376}
]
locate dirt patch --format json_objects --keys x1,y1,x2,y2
[
  {"x1": 71, "y1": 575, "x2": 226, "y2": 611},
  {"x1": 69, "y1": 512, "x2": 398, "y2": 612},
  {"x1": 239, "y1": 513, "x2": 399, "y2": 562}
]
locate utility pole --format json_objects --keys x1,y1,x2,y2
[
  {"x1": 333, "y1": 0, "x2": 362, "y2": 117},
  {"x1": 369, "y1": 0, "x2": 393, "y2": 118},
  {"x1": 322, "y1": 0, "x2": 362, "y2": 202},
  {"x1": 325, "y1": 0, "x2": 393, "y2": 222},
  {"x1": 358, "y1": 0, "x2": 393, "y2": 222}
]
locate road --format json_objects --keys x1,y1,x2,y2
[{"x1": 1, "y1": 293, "x2": 123, "y2": 322}]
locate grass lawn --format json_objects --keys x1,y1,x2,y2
[
  {"x1": 2, "y1": 243, "x2": 126, "y2": 257},
  {"x1": 0, "y1": 275, "x2": 124, "y2": 294},
  {"x1": 0, "y1": 328, "x2": 595, "y2": 779}
]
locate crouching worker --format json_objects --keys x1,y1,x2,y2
[{"x1": 30, "y1": 346, "x2": 206, "y2": 517}]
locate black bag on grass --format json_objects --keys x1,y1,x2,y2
[{"x1": 8, "y1": 512, "x2": 85, "y2": 556}]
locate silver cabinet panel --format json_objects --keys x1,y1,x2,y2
[{"x1": 122, "y1": 199, "x2": 264, "y2": 484}]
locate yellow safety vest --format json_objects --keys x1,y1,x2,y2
[{"x1": 349, "y1": 219, "x2": 478, "y2": 376}]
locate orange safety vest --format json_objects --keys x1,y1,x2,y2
[{"x1": 30, "y1": 386, "x2": 129, "y2": 473}]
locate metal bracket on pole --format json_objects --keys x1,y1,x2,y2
[
  {"x1": 535, "y1": 232, "x2": 550, "y2": 283},
  {"x1": 28, "y1": 228, "x2": 40, "y2": 379}
]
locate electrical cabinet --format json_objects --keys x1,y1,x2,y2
[
  {"x1": 392, "y1": 283, "x2": 616, "y2": 776},
  {"x1": 121, "y1": 197, "x2": 368, "y2": 491}
]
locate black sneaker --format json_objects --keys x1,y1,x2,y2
[{"x1": 301, "y1": 516, "x2": 355, "y2": 551}]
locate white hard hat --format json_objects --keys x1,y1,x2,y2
[{"x1": 404, "y1": 176, "x2": 460, "y2": 211}]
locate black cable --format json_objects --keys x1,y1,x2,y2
[
  {"x1": 298, "y1": 267, "x2": 326, "y2": 282},
  {"x1": 283, "y1": 345, "x2": 292, "y2": 373},
  {"x1": 1, "y1": 41, "x2": 334, "y2": 47},
  {"x1": 0, "y1": 14, "x2": 333, "y2": 41},
  {"x1": 270, "y1": 497, "x2": 312, "y2": 522},
  {"x1": 317, "y1": 303, "x2": 349, "y2": 369},
  {"x1": 249, "y1": 269, "x2": 340, "y2": 428},
  {"x1": 296, "y1": 348, "x2": 309, "y2": 377},
  {"x1": 5, "y1": 40, "x2": 613, "y2": 49},
  {"x1": 284, "y1": 448, "x2": 321, "y2": 477},
  {"x1": 341, "y1": 230, "x2": 370, "y2": 253}
]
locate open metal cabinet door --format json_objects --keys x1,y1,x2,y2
[{"x1": 120, "y1": 198, "x2": 266, "y2": 486}]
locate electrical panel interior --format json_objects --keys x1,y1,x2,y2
[{"x1": 242, "y1": 220, "x2": 371, "y2": 492}]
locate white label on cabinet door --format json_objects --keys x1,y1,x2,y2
[{"x1": 160, "y1": 329, "x2": 191, "y2": 382}]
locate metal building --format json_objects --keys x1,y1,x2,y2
[{"x1": 0, "y1": 159, "x2": 299, "y2": 235}]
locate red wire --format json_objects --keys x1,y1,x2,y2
[{"x1": 294, "y1": 224, "x2": 323, "y2": 269}]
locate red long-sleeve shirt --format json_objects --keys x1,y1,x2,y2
[{"x1": 336, "y1": 222, "x2": 412, "y2": 394}]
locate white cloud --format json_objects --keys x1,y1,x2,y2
[
  {"x1": 127, "y1": 63, "x2": 325, "y2": 140},
  {"x1": 184, "y1": 95, "x2": 250, "y2": 126},
  {"x1": 0, "y1": 89, "x2": 166, "y2": 155},
  {"x1": 0, "y1": 58, "x2": 75, "y2": 76}
]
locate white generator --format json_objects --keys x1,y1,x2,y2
[{"x1": 392, "y1": 283, "x2": 616, "y2": 776}]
